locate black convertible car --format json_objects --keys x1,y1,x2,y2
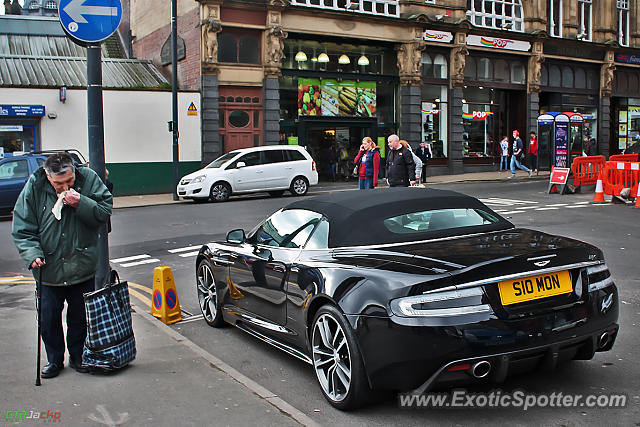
[{"x1": 195, "y1": 188, "x2": 619, "y2": 410}]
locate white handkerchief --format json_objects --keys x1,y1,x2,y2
[{"x1": 52, "y1": 191, "x2": 68, "y2": 221}]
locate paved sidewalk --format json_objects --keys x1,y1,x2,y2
[
  {"x1": 113, "y1": 170, "x2": 550, "y2": 209},
  {"x1": 0, "y1": 283, "x2": 315, "y2": 426}
]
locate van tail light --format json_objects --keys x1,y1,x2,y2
[{"x1": 312, "y1": 160, "x2": 316, "y2": 171}]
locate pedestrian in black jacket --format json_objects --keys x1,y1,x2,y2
[
  {"x1": 385, "y1": 134, "x2": 416, "y2": 187},
  {"x1": 416, "y1": 142, "x2": 431, "y2": 183}
]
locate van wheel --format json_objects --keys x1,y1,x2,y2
[
  {"x1": 268, "y1": 190, "x2": 285, "y2": 197},
  {"x1": 290, "y1": 177, "x2": 309, "y2": 196},
  {"x1": 210, "y1": 182, "x2": 231, "y2": 202}
]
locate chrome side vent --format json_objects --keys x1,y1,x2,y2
[{"x1": 586, "y1": 264, "x2": 613, "y2": 292}]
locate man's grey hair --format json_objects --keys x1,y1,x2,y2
[
  {"x1": 44, "y1": 153, "x2": 74, "y2": 176},
  {"x1": 388, "y1": 134, "x2": 400, "y2": 143}
]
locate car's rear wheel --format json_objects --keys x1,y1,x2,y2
[
  {"x1": 290, "y1": 176, "x2": 309, "y2": 196},
  {"x1": 209, "y1": 182, "x2": 231, "y2": 202},
  {"x1": 196, "y1": 259, "x2": 225, "y2": 327},
  {"x1": 268, "y1": 190, "x2": 285, "y2": 197},
  {"x1": 311, "y1": 305, "x2": 369, "y2": 410}
]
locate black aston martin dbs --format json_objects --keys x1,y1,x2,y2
[{"x1": 195, "y1": 188, "x2": 619, "y2": 410}]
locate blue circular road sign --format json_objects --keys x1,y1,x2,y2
[{"x1": 58, "y1": 0, "x2": 122, "y2": 44}]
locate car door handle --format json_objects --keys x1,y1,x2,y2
[{"x1": 211, "y1": 256, "x2": 233, "y2": 266}]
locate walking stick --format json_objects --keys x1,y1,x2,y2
[{"x1": 35, "y1": 266, "x2": 42, "y2": 386}]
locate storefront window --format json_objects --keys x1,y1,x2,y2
[
  {"x1": 421, "y1": 85, "x2": 448, "y2": 158},
  {"x1": 616, "y1": 103, "x2": 640, "y2": 151},
  {"x1": 462, "y1": 103, "x2": 494, "y2": 158},
  {"x1": 0, "y1": 125, "x2": 35, "y2": 155}
]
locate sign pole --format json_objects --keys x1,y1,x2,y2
[
  {"x1": 87, "y1": 43, "x2": 109, "y2": 289},
  {"x1": 171, "y1": 0, "x2": 179, "y2": 201}
]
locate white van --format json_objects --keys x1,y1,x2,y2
[{"x1": 177, "y1": 145, "x2": 318, "y2": 202}]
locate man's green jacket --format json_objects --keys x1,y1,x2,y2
[{"x1": 12, "y1": 166, "x2": 113, "y2": 286}]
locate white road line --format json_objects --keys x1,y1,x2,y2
[
  {"x1": 535, "y1": 207, "x2": 560, "y2": 210},
  {"x1": 168, "y1": 245, "x2": 203, "y2": 254},
  {"x1": 546, "y1": 203, "x2": 569, "y2": 207},
  {"x1": 179, "y1": 315, "x2": 205, "y2": 324},
  {"x1": 576, "y1": 201, "x2": 591, "y2": 204},
  {"x1": 500, "y1": 210, "x2": 526, "y2": 215},
  {"x1": 179, "y1": 251, "x2": 200, "y2": 258},
  {"x1": 565, "y1": 205, "x2": 589, "y2": 208},
  {"x1": 494, "y1": 209, "x2": 507, "y2": 212},
  {"x1": 121, "y1": 258, "x2": 160, "y2": 268},
  {"x1": 111, "y1": 254, "x2": 150, "y2": 263},
  {"x1": 481, "y1": 198, "x2": 538, "y2": 205}
]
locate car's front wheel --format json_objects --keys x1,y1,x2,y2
[
  {"x1": 290, "y1": 176, "x2": 309, "y2": 196},
  {"x1": 196, "y1": 259, "x2": 225, "y2": 327},
  {"x1": 311, "y1": 305, "x2": 369, "y2": 410},
  {"x1": 209, "y1": 182, "x2": 231, "y2": 202}
]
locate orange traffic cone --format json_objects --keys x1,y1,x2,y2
[
  {"x1": 635, "y1": 196, "x2": 640, "y2": 208},
  {"x1": 593, "y1": 173, "x2": 606, "y2": 204}
]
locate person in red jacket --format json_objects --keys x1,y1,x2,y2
[
  {"x1": 528, "y1": 131, "x2": 538, "y2": 175},
  {"x1": 353, "y1": 137, "x2": 380, "y2": 189}
]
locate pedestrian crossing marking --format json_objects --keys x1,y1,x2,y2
[
  {"x1": 168, "y1": 245, "x2": 203, "y2": 254},
  {"x1": 111, "y1": 254, "x2": 150, "y2": 263},
  {"x1": 121, "y1": 258, "x2": 160, "y2": 268},
  {"x1": 179, "y1": 251, "x2": 200, "y2": 258}
]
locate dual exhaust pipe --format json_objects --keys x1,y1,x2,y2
[
  {"x1": 469, "y1": 360, "x2": 492, "y2": 379},
  {"x1": 598, "y1": 332, "x2": 610, "y2": 349}
]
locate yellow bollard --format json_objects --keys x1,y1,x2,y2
[{"x1": 151, "y1": 266, "x2": 182, "y2": 324}]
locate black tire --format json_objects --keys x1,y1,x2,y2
[
  {"x1": 196, "y1": 259, "x2": 225, "y2": 327},
  {"x1": 209, "y1": 182, "x2": 231, "y2": 202},
  {"x1": 311, "y1": 305, "x2": 370, "y2": 410},
  {"x1": 268, "y1": 190, "x2": 285, "y2": 197},
  {"x1": 290, "y1": 176, "x2": 309, "y2": 196}
]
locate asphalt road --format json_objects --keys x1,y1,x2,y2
[{"x1": 1, "y1": 180, "x2": 638, "y2": 425}]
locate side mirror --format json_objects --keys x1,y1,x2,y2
[
  {"x1": 236, "y1": 161, "x2": 246, "y2": 169},
  {"x1": 226, "y1": 229, "x2": 245, "y2": 244}
]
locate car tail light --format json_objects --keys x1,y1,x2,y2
[
  {"x1": 390, "y1": 287, "x2": 492, "y2": 318},
  {"x1": 586, "y1": 263, "x2": 613, "y2": 292},
  {"x1": 312, "y1": 160, "x2": 316, "y2": 171}
]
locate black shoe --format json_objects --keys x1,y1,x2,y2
[
  {"x1": 41, "y1": 362, "x2": 63, "y2": 378},
  {"x1": 69, "y1": 358, "x2": 91, "y2": 374}
]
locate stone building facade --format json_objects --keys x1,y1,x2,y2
[{"x1": 129, "y1": 0, "x2": 640, "y2": 175}]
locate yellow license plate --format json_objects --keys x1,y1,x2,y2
[{"x1": 498, "y1": 271, "x2": 572, "y2": 306}]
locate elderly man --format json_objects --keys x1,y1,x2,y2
[
  {"x1": 12, "y1": 153, "x2": 112, "y2": 378},
  {"x1": 385, "y1": 134, "x2": 416, "y2": 187}
]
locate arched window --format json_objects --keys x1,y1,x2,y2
[
  {"x1": 466, "y1": 0, "x2": 524, "y2": 32},
  {"x1": 238, "y1": 35, "x2": 260, "y2": 64},
  {"x1": 561, "y1": 66, "x2": 573, "y2": 88},
  {"x1": 478, "y1": 57, "x2": 492, "y2": 81},
  {"x1": 464, "y1": 56, "x2": 476, "y2": 80},
  {"x1": 540, "y1": 64, "x2": 549, "y2": 86},
  {"x1": 433, "y1": 54, "x2": 448, "y2": 79},
  {"x1": 549, "y1": 65, "x2": 561, "y2": 87},
  {"x1": 510, "y1": 62, "x2": 525, "y2": 84},
  {"x1": 494, "y1": 59, "x2": 509, "y2": 82},
  {"x1": 421, "y1": 53, "x2": 433, "y2": 78},
  {"x1": 574, "y1": 68, "x2": 586, "y2": 89}
]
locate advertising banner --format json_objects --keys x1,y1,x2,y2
[
  {"x1": 298, "y1": 78, "x2": 376, "y2": 118},
  {"x1": 555, "y1": 122, "x2": 569, "y2": 168}
]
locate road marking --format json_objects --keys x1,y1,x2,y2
[
  {"x1": 535, "y1": 207, "x2": 560, "y2": 210},
  {"x1": 179, "y1": 251, "x2": 200, "y2": 258},
  {"x1": 576, "y1": 201, "x2": 591, "y2": 204},
  {"x1": 565, "y1": 204, "x2": 589, "y2": 208},
  {"x1": 500, "y1": 210, "x2": 526, "y2": 215},
  {"x1": 546, "y1": 203, "x2": 569, "y2": 207},
  {"x1": 178, "y1": 314, "x2": 204, "y2": 324},
  {"x1": 121, "y1": 258, "x2": 160, "y2": 267},
  {"x1": 481, "y1": 198, "x2": 538, "y2": 205},
  {"x1": 168, "y1": 245, "x2": 203, "y2": 254},
  {"x1": 128, "y1": 282, "x2": 152, "y2": 293},
  {"x1": 0, "y1": 275, "x2": 35, "y2": 285},
  {"x1": 129, "y1": 288, "x2": 152, "y2": 307},
  {"x1": 111, "y1": 254, "x2": 150, "y2": 263}
]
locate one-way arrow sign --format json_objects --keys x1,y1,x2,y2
[{"x1": 58, "y1": 0, "x2": 122, "y2": 44}]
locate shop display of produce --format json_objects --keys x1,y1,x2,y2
[
  {"x1": 321, "y1": 85, "x2": 340, "y2": 117},
  {"x1": 357, "y1": 88, "x2": 376, "y2": 117},
  {"x1": 298, "y1": 84, "x2": 322, "y2": 116},
  {"x1": 338, "y1": 86, "x2": 357, "y2": 116}
]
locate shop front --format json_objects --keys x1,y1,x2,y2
[
  {"x1": 279, "y1": 36, "x2": 398, "y2": 179},
  {"x1": 462, "y1": 42, "x2": 529, "y2": 167},
  {"x1": 0, "y1": 105, "x2": 44, "y2": 157},
  {"x1": 420, "y1": 42, "x2": 450, "y2": 165},
  {"x1": 611, "y1": 55, "x2": 640, "y2": 154}
]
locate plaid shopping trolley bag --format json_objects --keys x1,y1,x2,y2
[{"x1": 82, "y1": 270, "x2": 136, "y2": 372}]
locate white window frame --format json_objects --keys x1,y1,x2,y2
[
  {"x1": 549, "y1": 0, "x2": 562, "y2": 37},
  {"x1": 618, "y1": 0, "x2": 630, "y2": 47},
  {"x1": 466, "y1": 0, "x2": 524, "y2": 32},
  {"x1": 578, "y1": 0, "x2": 592, "y2": 41},
  {"x1": 289, "y1": 0, "x2": 399, "y2": 18}
]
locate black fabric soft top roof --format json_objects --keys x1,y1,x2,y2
[{"x1": 284, "y1": 187, "x2": 514, "y2": 247}]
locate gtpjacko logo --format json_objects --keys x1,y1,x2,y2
[{"x1": 5, "y1": 409, "x2": 62, "y2": 422}]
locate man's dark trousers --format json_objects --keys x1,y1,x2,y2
[{"x1": 40, "y1": 278, "x2": 94, "y2": 364}]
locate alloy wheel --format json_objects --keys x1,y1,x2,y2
[
  {"x1": 211, "y1": 183, "x2": 230, "y2": 202},
  {"x1": 292, "y1": 178, "x2": 308, "y2": 195},
  {"x1": 312, "y1": 313, "x2": 352, "y2": 402},
  {"x1": 197, "y1": 262, "x2": 217, "y2": 323}
]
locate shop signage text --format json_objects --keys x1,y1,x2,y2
[
  {"x1": 616, "y1": 54, "x2": 640, "y2": 65},
  {"x1": 423, "y1": 30, "x2": 453, "y2": 43},
  {"x1": 467, "y1": 35, "x2": 530, "y2": 52},
  {"x1": 463, "y1": 111, "x2": 494, "y2": 120},
  {"x1": 0, "y1": 105, "x2": 45, "y2": 117}
]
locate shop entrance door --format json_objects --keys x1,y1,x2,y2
[{"x1": 301, "y1": 119, "x2": 377, "y2": 181}]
